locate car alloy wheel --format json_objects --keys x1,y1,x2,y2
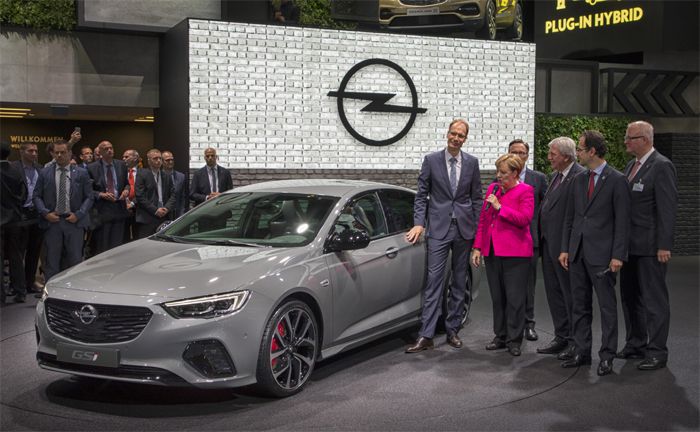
[
  {"x1": 477, "y1": 0, "x2": 497, "y2": 40},
  {"x1": 507, "y1": 2, "x2": 523, "y2": 41},
  {"x1": 256, "y1": 300, "x2": 318, "y2": 397}
]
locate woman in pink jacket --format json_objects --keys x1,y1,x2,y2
[{"x1": 471, "y1": 154, "x2": 534, "y2": 356}]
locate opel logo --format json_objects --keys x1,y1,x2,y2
[
  {"x1": 75, "y1": 304, "x2": 99, "y2": 325},
  {"x1": 328, "y1": 58, "x2": 427, "y2": 147}
]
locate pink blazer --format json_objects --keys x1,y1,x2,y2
[{"x1": 473, "y1": 182, "x2": 534, "y2": 257}]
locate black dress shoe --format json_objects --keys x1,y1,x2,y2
[
  {"x1": 637, "y1": 357, "x2": 667, "y2": 371},
  {"x1": 616, "y1": 348, "x2": 644, "y2": 359},
  {"x1": 524, "y1": 327, "x2": 538, "y2": 341},
  {"x1": 406, "y1": 337, "x2": 434, "y2": 353},
  {"x1": 446, "y1": 333, "x2": 463, "y2": 349},
  {"x1": 561, "y1": 354, "x2": 592, "y2": 368},
  {"x1": 508, "y1": 345, "x2": 521, "y2": 356},
  {"x1": 485, "y1": 338, "x2": 506, "y2": 350},
  {"x1": 557, "y1": 344, "x2": 576, "y2": 360},
  {"x1": 537, "y1": 339, "x2": 568, "y2": 354},
  {"x1": 597, "y1": 359, "x2": 613, "y2": 376}
]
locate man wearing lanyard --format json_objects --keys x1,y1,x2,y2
[{"x1": 135, "y1": 149, "x2": 175, "y2": 238}]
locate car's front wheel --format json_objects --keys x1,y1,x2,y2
[
  {"x1": 255, "y1": 300, "x2": 318, "y2": 397},
  {"x1": 476, "y1": 0, "x2": 497, "y2": 40},
  {"x1": 505, "y1": 1, "x2": 523, "y2": 40}
]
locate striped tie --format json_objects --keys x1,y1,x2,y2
[{"x1": 57, "y1": 168, "x2": 68, "y2": 214}]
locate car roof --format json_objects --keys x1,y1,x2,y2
[{"x1": 228, "y1": 179, "x2": 415, "y2": 198}]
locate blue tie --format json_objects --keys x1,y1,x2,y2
[{"x1": 449, "y1": 157, "x2": 457, "y2": 194}]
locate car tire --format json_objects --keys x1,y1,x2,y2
[
  {"x1": 440, "y1": 266, "x2": 474, "y2": 331},
  {"x1": 476, "y1": 0, "x2": 497, "y2": 40},
  {"x1": 255, "y1": 299, "x2": 319, "y2": 397},
  {"x1": 505, "y1": 1, "x2": 523, "y2": 41}
]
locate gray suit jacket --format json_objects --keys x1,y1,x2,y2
[
  {"x1": 524, "y1": 168, "x2": 548, "y2": 249},
  {"x1": 562, "y1": 164, "x2": 630, "y2": 266},
  {"x1": 414, "y1": 149, "x2": 482, "y2": 240},
  {"x1": 624, "y1": 150, "x2": 678, "y2": 255},
  {"x1": 33, "y1": 165, "x2": 94, "y2": 229}
]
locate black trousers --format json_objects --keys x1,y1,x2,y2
[
  {"x1": 541, "y1": 239, "x2": 573, "y2": 343},
  {"x1": 620, "y1": 255, "x2": 670, "y2": 360},
  {"x1": 569, "y1": 253, "x2": 618, "y2": 361},
  {"x1": 524, "y1": 248, "x2": 539, "y2": 326},
  {"x1": 5, "y1": 208, "x2": 43, "y2": 295},
  {"x1": 484, "y1": 252, "x2": 530, "y2": 347}
]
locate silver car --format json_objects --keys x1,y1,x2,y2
[{"x1": 36, "y1": 179, "x2": 479, "y2": 397}]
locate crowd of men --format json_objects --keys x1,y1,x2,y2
[{"x1": 0, "y1": 131, "x2": 233, "y2": 304}]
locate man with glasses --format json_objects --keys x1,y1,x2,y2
[
  {"x1": 618, "y1": 121, "x2": 678, "y2": 371},
  {"x1": 559, "y1": 130, "x2": 630, "y2": 376},
  {"x1": 508, "y1": 139, "x2": 547, "y2": 342},
  {"x1": 405, "y1": 119, "x2": 483, "y2": 353}
]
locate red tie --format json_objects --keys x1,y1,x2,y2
[
  {"x1": 128, "y1": 168, "x2": 135, "y2": 200},
  {"x1": 587, "y1": 171, "x2": 595, "y2": 200},
  {"x1": 627, "y1": 160, "x2": 641, "y2": 182}
]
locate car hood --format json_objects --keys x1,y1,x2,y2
[{"x1": 47, "y1": 238, "x2": 313, "y2": 300}]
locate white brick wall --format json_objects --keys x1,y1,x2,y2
[{"x1": 188, "y1": 20, "x2": 536, "y2": 171}]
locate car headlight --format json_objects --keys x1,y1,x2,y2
[{"x1": 161, "y1": 290, "x2": 250, "y2": 319}]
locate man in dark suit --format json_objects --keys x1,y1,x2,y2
[
  {"x1": 536, "y1": 137, "x2": 585, "y2": 359},
  {"x1": 189, "y1": 148, "x2": 233, "y2": 207},
  {"x1": 6, "y1": 142, "x2": 43, "y2": 302},
  {"x1": 559, "y1": 130, "x2": 630, "y2": 376},
  {"x1": 33, "y1": 141, "x2": 93, "y2": 283},
  {"x1": 508, "y1": 139, "x2": 548, "y2": 342},
  {"x1": 1, "y1": 141, "x2": 27, "y2": 303},
  {"x1": 618, "y1": 121, "x2": 678, "y2": 371},
  {"x1": 122, "y1": 149, "x2": 140, "y2": 242},
  {"x1": 135, "y1": 149, "x2": 176, "y2": 238},
  {"x1": 87, "y1": 140, "x2": 130, "y2": 255},
  {"x1": 405, "y1": 119, "x2": 483, "y2": 353},
  {"x1": 162, "y1": 151, "x2": 187, "y2": 218},
  {"x1": 77, "y1": 145, "x2": 93, "y2": 169}
]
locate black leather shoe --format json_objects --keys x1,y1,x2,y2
[
  {"x1": 597, "y1": 359, "x2": 613, "y2": 376},
  {"x1": 561, "y1": 354, "x2": 592, "y2": 368},
  {"x1": 446, "y1": 333, "x2": 463, "y2": 349},
  {"x1": 557, "y1": 344, "x2": 576, "y2": 360},
  {"x1": 637, "y1": 357, "x2": 667, "y2": 371},
  {"x1": 508, "y1": 345, "x2": 522, "y2": 356},
  {"x1": 537, "y1": 339, "x2": 568, "y2": 354},
  {"x1": 406, "y1": 337, "x2": 434, "y2": 353},
  {"x1": 485, "y1": 338, "x2": 506, "y2": 350},
  {"x1": 525, "y1": 327, "x2": 538, "y2": 341},
  {"x1": 616, "y1": 348, "x2": 644, "y2": 359}
]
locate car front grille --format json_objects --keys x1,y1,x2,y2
[
  {"x1": 45, "y1": 298, "x2": 153, "y2": 343},
  {"x1": 401, "y1": 0, "x2": 444, "y2": 6},
  {"x1": 389, "y1": 14, "x2": 463, "y2": 27}
]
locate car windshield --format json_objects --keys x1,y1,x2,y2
[{"x1": 158, "y1": 192, "x2": 338, "y2": 247}]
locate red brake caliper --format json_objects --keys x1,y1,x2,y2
[{"x1": 270, "y1": 321, "x2": 286, "y2": 368}]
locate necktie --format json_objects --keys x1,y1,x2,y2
[
  {"x1": 154, "y1": 171, "x2": 163, "y2": 207},
  {"x1": 549, "y1": 172, "x2": 562, "y2": 192},
  {"x1": 449, "y1": 157, "x2": 457, "y2": 194},
  {"x1": 105, "y1": 164, "x2": 115, "y2": 195},
  {"x1": 57, "y1": 168, "x2": 68, "y2": 214},
  {"x1": 627, "y1": 160, "x2": 641, "y2": 182},
  {"x1": 587, "y1": 171, "x2": 595, "y2": 200},
  {"x1": 128, "y1": 168, "x2": 135, "y2": 200},
  {"x1": 211, "y1": 167, "x2": 218, "y2": 193}
]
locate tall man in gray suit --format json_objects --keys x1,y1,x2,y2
[
  {"x1": 405, "y1": 119, "x2": 483, "y2": 353},
  {"x1": 559, "y1": 130, "x2": 630, "y2": 376},
  {"x1": 508, "y1": 139, "x2": 548, "y2": 341},
  {"x1": 33, "y1": 141, "x2": 93, "y2": 283},
  {"x1": 536, "y1": 137, "x2": 584, "y2": 359},
  {"x1": 619, "y1": 121, "x2": 678, "y2": 371}
]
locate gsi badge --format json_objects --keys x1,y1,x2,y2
[{"x1": 71, "y1": 350, "x2": 99, "y2": 361}]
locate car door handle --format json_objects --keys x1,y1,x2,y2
[{"x1": 385, "y1": 247, "x2": 399, "y2": 259}]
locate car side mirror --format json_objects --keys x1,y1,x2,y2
[{"x1": 325, "y1": 229, "x2": 370, "y2": 253}]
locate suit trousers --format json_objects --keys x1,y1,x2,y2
[
  {"x1": 541, "y1": 238, "x2": 573, "y2": 343},
  {"x1": 484, "y1": 251, "x2": 529, "y2": 346},
  {"x1": 419, "y1": 221, "x2": 472, "y2": 338},
  {"x1": 43, "y1": 219, "x2": 84, "y2": 283},
  {"x1": 93, "y1": 202, "x2": 126, "y2": 255},
  {"x1": 5, "y1": 208, "x2": 43, "y2": 295},
  {"x1": 137, "y1": 221, "x2": 163, "y2": 239},
  {"x1": 569, "y1": 251, "x2": 618, "y2": 361},
  {"x1": 620, "y1": 255, "x2": 670, "y2": 360},
  {"x1": 524, "y1": 248, "x2": 539, "y2": 326}
]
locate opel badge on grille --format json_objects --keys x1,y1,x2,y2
[{"x1": 75, "y1": 305, "x2": 99, "y2": 325}]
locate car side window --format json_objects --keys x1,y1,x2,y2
[
  {"x1": 334, "y1": 193, "x2": 388, "y2": 240},
  {"x1": 378, "y1": 189, "x2": 415, "y2": 235}
]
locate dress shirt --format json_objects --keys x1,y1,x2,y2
[
  {"x1": 151, "y1": 169, "x2": 163, "y2": 207},
  {"x1": 22, "y1": 163, "x2": 38, "y2": 207},
  {"x1": 590, "y1": 161, "x2": 607, "y2": 186}
]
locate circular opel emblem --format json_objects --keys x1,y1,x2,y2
[{"x1": 75, "y1": 304, "x2": 99, "y2": 325}]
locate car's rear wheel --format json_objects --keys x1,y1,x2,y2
[
  {"x1": 441, "y1": 267, "x2": 473, "y2": 330},
  {"x1": 255, "y1": 300, "x2": 318, "y2": 397},
  {"x1": 505, "y1": 1, "x2": 523, "y2": 40},
  {"x1": 476, "y1": 0, "x2": 497, "y2": 40}
]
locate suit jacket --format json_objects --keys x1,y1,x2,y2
[
  {"x1": 562, "y1": 164, "x2": 631, "y2": 266},
  {"x1": 414, "y1": 149, "x2": 482, "y2": 240},
  {"x1": 189, "y1": 165, "x2": 233, "y2": 206},
  {"x1": 170, "y1": 170, "x2": 187, "y2": 218},
  {"x1": 10, "y1": 160, "x2": 41, "y2": 208},
  {"x1": 523, "y1": 168, "x2": 548, "y2": 249},
  {"x1": 135, "y1": 169, "x2": 176, "y2": 225},
  {"x1": 1, "y1": 160, "x2": 27, "y2": 226},
  {"x1": 32, "y1": 165, "x2": 94, "y2": 229},
  {"x1": 474, "y1": 182, "x2": 534, "y2": 257},
  {"x1": 624, "y1": 150, "x2": 678, "y2": 255},
  {"x1": 539, "y1": 162, "x2": 585, "y2": 260},
  {"x1": 87, "y1": 159, "x2": 130, "y2": 218}
]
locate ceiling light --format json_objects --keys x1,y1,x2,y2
[{"x1": 0, "y1": 107, "x2": 31, "y2": 112}]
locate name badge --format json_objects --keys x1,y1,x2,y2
[{"x1": 632, "y1": 182, "x2": 644, "y2": 192}]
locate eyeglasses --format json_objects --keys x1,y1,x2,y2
[
  {"x1": 509, "y1": 151, "x2": 528, "y2": 156},
  {"x1": 624, "y1": 135, "x2": 644, "y2": 141},
  {"x1": 575, "y1": 147, "x2": 587, "y2": 152}
]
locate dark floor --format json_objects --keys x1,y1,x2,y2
[{"x1": 1, "y1": 256, "x2": 698, "y2": 431}]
